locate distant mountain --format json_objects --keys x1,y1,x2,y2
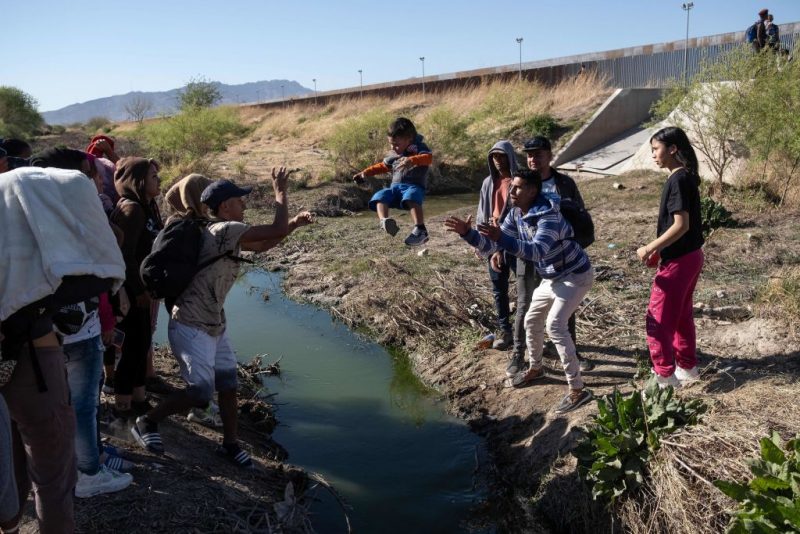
[{"x1": 41, "y1": 80, "x2": 311, "y2": 125}]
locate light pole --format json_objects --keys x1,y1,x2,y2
[
  {"x1": 516, "y1": 37, "x2": 524, "y2": 81},
  {"x1": 281, "y1": 84, "x2": 285, "y2": 107},
  {"x1": 682, "y1": 2, "x2": 694, "y2": 87},
  {"x1": 358, "y1": 69, "x2": 363, "y2": 99},
  {"x1": 312, "y1": 78, "x2": 317, "y2": 105},
  {"x1": 256, "y1": 89, "x2": 260, "y2": 104},
  {"x1": 419, "y1": 56, "x2": 425, "y2": 96}
]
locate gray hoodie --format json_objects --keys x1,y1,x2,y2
[{"x1": 476, "y1": 140, "x2": 519, "y2": 225}]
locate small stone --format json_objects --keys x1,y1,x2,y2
[
  {"x1": 716, "y1": 290, "x2": 727, "y2": 299},
  {"x1": 417, "y1": 248, "x2": 429, "y2": 257},
  {"x1": 612, "y1": 182, "x2": 625, "y2": 190}
]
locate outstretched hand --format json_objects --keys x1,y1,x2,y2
[
  {"x1": 477, "y1": 222, "x2": 501, "y2": 242},
  {"x1": 444, "y1": 215, "x2": 473, "y2": 237},
  {"x1": 490, "y1": 251, "x2": 504, "y2": 273},
  {"x1": 291, "y1": 211, "x2": 315, "y2": 228},
  {"x1": 271, "y1": 166, "x2": 295, "y2": 193}
]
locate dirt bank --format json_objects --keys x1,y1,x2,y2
[{"x1": 249, "y1": 170, "x2": 800, "y2": 532}]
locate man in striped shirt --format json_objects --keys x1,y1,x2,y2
[{"x1": 445, "y1": 169, "x2": 594, "y2": 414}]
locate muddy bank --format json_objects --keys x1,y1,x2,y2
[{"x1": 252, "y1": 173, "x2": 800, "y2": 532}]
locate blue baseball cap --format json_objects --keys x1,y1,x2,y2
[
  {"x1": 523, "y1": 136, "x2": 552, "y2": 152},
  {"x1": 201, "y1": 179, "x2": 253, "y2": 211}
]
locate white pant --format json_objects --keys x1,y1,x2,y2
[{"x1": 524, "y1": 268, "x2": 594, "y2": 389}]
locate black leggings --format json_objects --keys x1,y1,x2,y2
[{"x1": 114, "y1": 304, "x2": 151, "y2": 395}]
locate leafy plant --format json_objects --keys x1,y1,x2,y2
[
  {"x1": 715, "y1": 431, "x2": 800, "y2": 533},
  {"x1": 700, "y1": 196, "x2": 737, "y2": 236},
  {"x1": 524, "y1": 113, "x2": 558, "y2": 138},
  {"x1": 179, "y1": 76, "x2": 222, "y2": 110},
  {"x1": 0, "y1": 86, "x2": 44, "y2": 138},
  {"x1": 574, "y1": 385, "x2": 706, "y2": 503},
  {"x1": 325, "y1": 107, "x2": 393, "y2": 178}
]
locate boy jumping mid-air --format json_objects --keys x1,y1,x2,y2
[{"x1": 353, "y1": 117, "x2": 432, "y2": 246}]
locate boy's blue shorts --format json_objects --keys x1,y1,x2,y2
[{"x1": 368, "y1": 183, "x2": 425, "y2": 211}]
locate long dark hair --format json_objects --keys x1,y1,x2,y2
[{"x1": 650, "y1": 127, "x2": 699, "y2": 181}]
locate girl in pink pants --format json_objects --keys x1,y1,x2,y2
[{"x1": 637, "y1": 127, "x2": 705, "y2": 389}]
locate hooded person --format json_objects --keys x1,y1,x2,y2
[
  {"x1": 474, "y1": 141, "x2": 538, "y2": 374},
  {"x1": 109, "y1": 157, "x2": 163, "y2": 418},
  {"x1": 164, "y1": 173, "x2": 214, "y2": 222}
]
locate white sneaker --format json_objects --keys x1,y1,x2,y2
[
  {"x1": 74, "y1": 465, "x2": 133, "y2": 498},
  {"x1": 675, "y1": 365, "x2": 700, "y2": 385},
  {"x1": 187, "y1": 401, "x2": 223, "y2": 428},
  {"x1": 655, "y1": 373, "x2": 681, "y2": 389}
]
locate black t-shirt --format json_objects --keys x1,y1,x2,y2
[{"x1": 657, "y1": 168, "x2": 704, "y2": 261}]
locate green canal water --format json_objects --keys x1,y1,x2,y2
[{"x1": 155, "y1": 269, "x2": 493, "y2": 533}]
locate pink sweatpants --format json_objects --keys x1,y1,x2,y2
[{"x1": 646, "y1": 248, "x2": 704, "y2": 377}]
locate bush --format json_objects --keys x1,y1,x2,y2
[
  {"x1": 325, "y1": 107, "x2": 393, "y2": 177},
  {"x1": 0, "y1": 86, "x2": 44, "y2": 138},
  {"x1": 423, "y1": 106, "x2": 483, "y2": 170},
  {"x1": 715, "y1": 431, "x2": 800, "y2": 533},
  {"x1": 179, "y1": 76, "x2": 222, "y2": 111},
  {"x1": 524, "y1": 113, "x2": 558, "y2": 138},
  {"x1": 138, "y1": 106, "x2": 247, "y2": 177},
  {"x1": 85, "y1": 116, "x2": 112, "y2": 132},
  {"x1": 574, "y1": 385, "x2": 706, "y2": 503},
  {"x1": 700, "y1": 196, "x2": 737, "y2": 236}
]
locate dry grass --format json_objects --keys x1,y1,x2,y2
[{"x1": 617, "y1": 377, "x2": 800, "y2": 534}]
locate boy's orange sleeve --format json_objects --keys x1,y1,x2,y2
[
  {"x1": 362, "y1": 162, "x2": 391, "y2": 176},
  {"x1": 407, "y1": 153, "x2": 432, "y2": 167}
]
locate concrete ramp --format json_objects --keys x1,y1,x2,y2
[
  {"x1": 553, "y1": 88, "x2": 664, "y2": 172},
  {"x1": 559, "y1": 126, "x2": 653, "y2": 175}
]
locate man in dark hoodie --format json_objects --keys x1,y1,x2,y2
[{"x1": 475, "y1": 141, "x2": 538, "y2": 376}]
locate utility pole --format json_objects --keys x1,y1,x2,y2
[
  {"x1": 358, "y1": 69, "x2": 363, "y2": 99},
  {"x1": 682, "y1": 2, "x2": 694, "y2": 87},
  {"x1": 281, "y1": 84, "x2": 285, "y2": 107},
  {"x1": 516, "y1": 37, "x2": 524, "y2": 81},
  {"x1": 312, "y1": 78, "x2": 317, "y2": 105},
  {"x1": 419, "y1": 56, "x2": 426, "y2": 96}
]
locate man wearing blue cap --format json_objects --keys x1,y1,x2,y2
[{"x1": 132, "y1": 168, "x2": 313, "y2": 467}]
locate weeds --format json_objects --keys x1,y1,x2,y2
[
  {"x1": 715, "y1": 431, "x2": 800, "y2": 533},
  {"x1": 325, "y1": 107, "x2": 393, "y2": 179},
  {"x1": 700, "y1": 196, "x2": 737, "y2": 236},
  {"x1": 574, "y1": 385, "x2": 706, "y2": 503}
]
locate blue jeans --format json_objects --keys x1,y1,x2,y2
[{"x1": 64, "y1": 336, "x2": 104, "y2": 475}]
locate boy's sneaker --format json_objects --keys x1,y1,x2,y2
[
  {"x1": 554, "y1": 388, "x2": 593, "y2": 414},
  {"x1": 506, "y1": 353, "x2": 526, "y2": 377},
  {"x1": 131, "y1": 416, "x2": 164, "y2": 455},
  {"x1": 74, "y1": 465, "x2": 133, "y2": 498},
  {"x1": 492, "y1": 331, "x2": 513, "y2": 350},
  {"x1": 380, "y1": 218, "x2": 399, "y2": 237},
  {"x1": 216, "y1": 442, "x2": 254, "y2": 469},
  {"x1": 674, "y1": 365, "x2": 700, "y2": 385},
  {"x1": 512, "y1": 366, "x2": 545, "y2": 388},
  {"x1": 404, "y1": 227, "x2": 429, "y2": 247},
  {"x1": 187, "y1": 401, "x2": 223, "y2": 428}
]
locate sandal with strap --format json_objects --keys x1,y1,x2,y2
[
  {"x1": 216, "y1": 443, "x2": 253, "y2": 469},
  {"x1": 131, "y1": 416, "x2": 164, "y2": 454}
]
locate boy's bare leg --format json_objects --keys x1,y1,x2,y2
[
  {"x1": 407, "y1": 202, "x2": 424, "y2": 225},
  {"x1": 376, "y1": 202, "x2": 390, "y2": 220}
]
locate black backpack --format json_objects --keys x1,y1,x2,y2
[
  {"x1": 140, "y1": 218, "x2": 248, "y2": 304},
  {"x1": 559, "y1": 199, "x2": 595, "y2": 248},
  {"x1": 745, "y1": 22, "x2": 758, "y2": 43}
]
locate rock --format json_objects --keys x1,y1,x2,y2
[
  {"x1": 716, "y1": 290, "x2": 727, "y2": 299},
  {"x1": 417, "y1": 248, "x2": 429, "y2": 257},
  {"x1": 612, "y1": 182, "x2": 625, "y2": 190},
  {"x1": 697, "y1": 305, "x2": 752, "y2": 321}
]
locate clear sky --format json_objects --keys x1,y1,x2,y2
[{"x1": 4, "y1": 0, "x2": 800, "y2": 112}]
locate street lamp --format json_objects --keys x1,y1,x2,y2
[
  {"x1": 312, "y1": 78, "x2": 317, "y2": 105},
  {"x1": 516, "y1": 37, "x2": 524, "y2": 81},
  {"x1": 419, "y1": 56, "x2": 425, "y2": 96},
  {"x1": 682, "y1": 2, "x2": 694, "y2": 87},
  {"x1": 281, "y1": 84, "x2": 285, "y2": 107},
  {"x1": 358, "y1": 69, "x2": 363, "y2": 99}
]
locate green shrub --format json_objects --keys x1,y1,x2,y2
[
  {"x1": 574, "y1": 385, "x2": 706, "y2": 503},
  {"x1": 715, "y1": 431, "x2": 800, "y2": 533},
  {"x1": 0, "y1": 86, "x2": 44, "y2": 138},
  {"x1": 85, "y1": 116, "x2": 112, "y2": 132},
  {"x1": 138, "y1": 106, "x2": 247, "y2": 169},
  {"x1": 325, "y1": 108, "x2": 393, "y2": 177},
  {"x1": 423, "y1": 106, "x2": 479, "y2": 167},
  {"x1": 700, "y1": 196, "x2": 737, "y2": 236},
  {"x1": 524, "y1": 113, "x2": 558, "y2": 138}
]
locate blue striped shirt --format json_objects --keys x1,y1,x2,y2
[{"x1": 464, "y1": 194, "x2": 590, "y2": 280}]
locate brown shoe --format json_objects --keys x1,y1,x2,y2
[{"x1": 512, "y1": 366, "x2": 545, "y2": 388}]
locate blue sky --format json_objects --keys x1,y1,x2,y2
[{"x1": 4, "y1": 0, "x2": 800, "y2": 111}]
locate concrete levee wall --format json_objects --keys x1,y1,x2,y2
[{"x1": 552, "y1": 88, "x2": 665, "y2": 166}]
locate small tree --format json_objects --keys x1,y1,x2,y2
[
  {"x1": 125, "y1": 96, "x2": 153, "y2": 124},
  {"x1": 0, "y1": 86, "x2": 44, "y2": 138},
  {"x1": 179, "y1": 76, "x2": 222, "y2": 111}
]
